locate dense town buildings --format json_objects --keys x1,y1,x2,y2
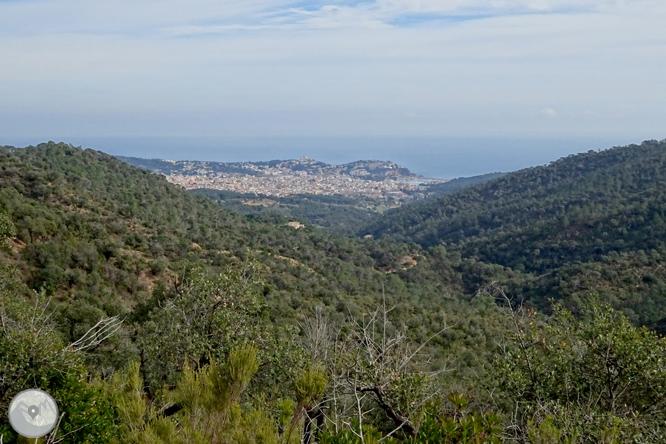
[{"x1": 139, "y1": 158, "x2": 444, "y2": 201}]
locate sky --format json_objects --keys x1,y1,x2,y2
[{"x1": 0, "y1": 0, "x2": 665, "y2": 147}]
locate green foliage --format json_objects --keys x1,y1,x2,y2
[
  {"x1": 494, "y1": 297, "x2": 666, "y2": 441},
  {"x1": 320, "y1": 400, "x2": 502, "y2": 444},
  {"x1": 527, "y1": 415, "x2": 579, "y2": 444},
  {"x1": 229, "y1": 408, "x2": 279, "y2": 444},
  {"x1": 405, "y1": 410, "x2": 502, "y2": 444},
  {"x1": 0, "y1": 141, "x2": 512, "y2": 405},
  {"x1": 366, "y1": 140, "x2": 666, "y2": 270},
  {"x1": 191, "y1": 189, "x2": 378, "y2": 235},
  {"x1": 0, "y1": 268, "x2": 117, "y2": 443},
  {"x1": 0, "y1": 211, "x2": 16, "y2": 250},
  {"x1": 277, "y1": 398, "x2": 296, "y2": 431},
  {"x1": 6, "y1": 141, "x2": 666, "y2": 442},
  {"x1": 212, "y1": 342, "x2": 261, "y2": 408},
  {"x1": 320, "y1": 424, "x2": 389, "y2": 444},
  {"x1": 105, "y1": 344, "x2": 278, "y2": 444},
  {"x1": 286, "y1": 366, "x2": 328, "y2": 443},
  {"x1": 109, "y1": 361, "x2": 150, "y2": 439},
  {"x1": 295, "y1": 366, "x2": 328, "y2": 408},
  {"x1": 136, "y1": 262, "x2": 268, "y2": 389},
  {"x1": 53, "y1": 377, "x2": 119, "y2": 443},
  {"x1": 0, "y1": 141, "x2": 465, "y2": 344},
  {"x1": 363, "y1": 140, "x2": 666, "y2": 329}
]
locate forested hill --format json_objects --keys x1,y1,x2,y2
[
  {"x1": 4, "y1": 142, "x2": 666, "y2": 442},
  {"x1": 362, "y1": 140, "x2": 666, "y2": 273},
  {"x1": 421, "y1": 172, "x2": 505, "y2": 196},
  {"x1": 0, "y1": 142, "x2": 431, "y2": 316},
  {"x1": 118, "y1": 155, "x2": 416, "y2": 181},
  {"x1": 0, "y1": 142, "x2": 503, "y2": 374},
  {"x1": 0, "y1": 142, "x2": 511, "y2": 442}
]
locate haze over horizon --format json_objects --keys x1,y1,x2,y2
[
  {"x1": 1, "y1": 0, "x2": 665, "y2": 148},
  {"x1": 1, "y1": 134, "x2": 638, "y2": 179}
]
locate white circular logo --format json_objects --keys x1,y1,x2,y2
[{"x1": 8, "y1": 389, "x2": 59, "y2": 438}]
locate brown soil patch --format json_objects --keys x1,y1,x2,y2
[
  {"x1": 399, "y1": 255, "x2": 418, "y2": 268},
  {"x1": 9, "y1": 238, "x2": 26, "y2": 254},
  {"x1": 272, "y1": 254, "x2": 316, "y2": 273}
]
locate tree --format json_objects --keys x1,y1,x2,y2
[
  {"x1": 0, "y1": 264, "x2": 118, "y2": 443},
  {"x1": 106, "y1": 343, "x2": 278, "y2": 444},
  {"x1": 494, "y1": 295, "x2": 666, "y2": 442},
  {"x1": 136, "y1": 261, "x2": 267, "y2": 390},
  {"x1": 0, "y1": 212, "x2": 16, "y2": 251},
  {"x1": 324, "y1": 300, "x2": 448, "y2": 441}
]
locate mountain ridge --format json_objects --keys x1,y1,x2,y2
[
  {"x1": 362, "y1": 140, "x2": 666, "y2": 267},
  {"x1": 359, "y1": 139, "x2": 666, "y2": 329},
  {"x1": 117, "y1": 155, "x2": 429, "y2": 182}
]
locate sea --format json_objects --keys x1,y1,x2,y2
[{"x1": 2, "y1": 135, "x2": 641, "y2": 180}]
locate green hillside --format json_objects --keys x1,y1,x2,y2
[
  {"x1": 363, "y1": 140, "x2": 666, "y2": 268},
  {"x1": 1, "y1": 142, "x2": 487, "y2": 335},
  {"x1": 189, "y1": 189, "x2": 378, "y2": 235},
  {"x1": 362, "y1": 139, "x2": 666, "y2": 327},
  {"x1": 2, "y1": 141, "x2": 666, "y2": 443},
  {"x1": 421, "y1": 172, "x2": 506, "y2": 197}
]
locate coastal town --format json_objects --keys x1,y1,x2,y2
[{"x1": 120, "y1": 156, "x2": 445, "y2": 201}]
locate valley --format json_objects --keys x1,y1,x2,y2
[
  {"x1": 119, "y1": 155, "x2": 504, "y2": 234},
  {"x1": 2, "y1": 140, "x2": 666, "y2": 442}
]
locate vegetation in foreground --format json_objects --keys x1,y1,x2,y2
[{"x1": 2, "y1": 259, "x2": 665, "y2": 443}]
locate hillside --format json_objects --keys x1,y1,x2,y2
[
  {"x1": 364, "y1": 140, "x2": 666, "y2": 267},
  {"x1": 362, "y1": 139, "x2": 666, "y2": 328},
  {"x1": 189, "y1": 189, "x2": 377, "y2": 235},
  {"x1": 0, "y1": 144, "x2": 429, "y2": 317},
  {"x1": 3, "y1": 142, "x2": 666, "y2": 442},
  {"x1": 0, "y1": 142, "x2": 506, "y2": 373},
  {"x1": 118, "y1": 156, "x2": 417, "y2": 181},
  {"x1": 421, "y1": 172, "x2": 505, "y2": 196}
]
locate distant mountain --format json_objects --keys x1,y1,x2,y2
[{"x1": 117, "y1": 156, "x2": 421, "y2": 182}]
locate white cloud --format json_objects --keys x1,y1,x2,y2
[
  {"x1": 540, "y1": 108, "x2": 557, "y2": 117},
  {"x1": 0, "y1": 0, "x2": 657, "y2": 35},
  {"x1": 0, "y1": 0, "x2": 665, "y2": 138}
]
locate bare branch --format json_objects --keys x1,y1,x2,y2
[
  {"x1": 66, "y1": 316, "x2": 124, "y2": 352},
  {"x1": 330, "y1": 299, "x2": 445, "y2": 438},
  {"x1": 45, "y1": 413, "x2": 65, "y2": 444}
]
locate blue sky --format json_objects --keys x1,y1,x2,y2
[{"x1": 1, "y1": 0, "x2": 665, "y2": 142}]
